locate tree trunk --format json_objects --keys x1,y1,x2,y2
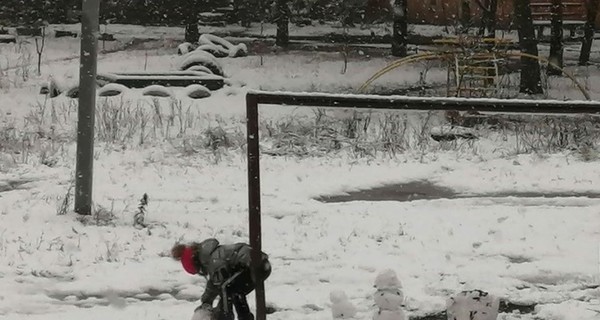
[
  {"x1": 514, "y1": 0, "x2": 543, "y2": 94},
  {"x1": 276, "y1": 0, "x2": 289, "y2": 46},
  {"x1": 460, "y1": 0, "x2": 471, "y2": 33},
  {"x1": 184, "y1": 23, "x2": 199, "y2": 43},
  {"x1": 547, "y1": 0, "x2": 563, "y2": 75},
  {"x1": 391, "y1": 0, "x2": 408, "y2": 57},
  {"x1": 579, "y1": 0, "x2": 600, "y2": 65},
  {"x1": 480, "y1": 0, "x2": 498, "y2": 38}
]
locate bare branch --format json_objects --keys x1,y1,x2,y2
[{"x1": 474, "y1": 0, "x2": 491, "y2": 13}]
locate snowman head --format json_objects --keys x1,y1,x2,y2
[
  {"x1": 330, "y1": 290, "x2": 349, "y2": 304},
  {"x1": 374, "y1": 269, "x2": 402, "y2": 290}
]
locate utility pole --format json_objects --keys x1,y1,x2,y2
[{"x1": 75, "y1": 0, "x2": 99, "y2": 215}]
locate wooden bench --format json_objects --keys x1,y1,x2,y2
[
  {"x1": 530, "y1": 0, "x2": 586, "y2": 39},
  {"x1": 96, "y1": 71, "x2": 225, "y2": 91}
]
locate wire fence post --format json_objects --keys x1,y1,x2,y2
[{"x1": 75, "y1": 0, "x2": 99, "y2": 215}]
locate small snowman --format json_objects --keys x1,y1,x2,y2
[
  {"x1": 373, "y1": 269, "x2": 406, "y2": 320},
  {"x1": 191, "y1": 306, "x2": 214, "y2": 320},
  {"x1": 446, "y1": 290, "x2": 500, "y2": 320},
  {"x1": 330, "y1": 290, "x2": 357, "y2": 319}
]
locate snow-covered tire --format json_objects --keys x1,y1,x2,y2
[
  {"x1": 177, "y1": 42, "x2": 196, "y2": 55},
  {"x1": 178, "y1": 51, "x2": 223, "y2": 76},
  {"x1": 65, "y1": 86, "x2": 79, "y2": 98},
  {"x1": 98, "y1": 83, "x2": 128, "y2": 97},
  {"x1": 184, "y1": 84, "x2": 211, "y2": 99},
  {"x1": 142, "y1": 85, "x2": 173, "y2": 98},
  {"x1": 199, "y1": 34, "x2": 230, "y2": 51},
  {"x1": 228, "y1": 43, "x2": 248, "y2": 58},
  {"x1": 195, "y1": 44, "x2": 228, "y2": 58},
  {"x1": 186, "y1": 65, "x2": 214, "y2": 75},
  {"x1": 199, "y1": 34, "x2": 248, "y2": 58}
]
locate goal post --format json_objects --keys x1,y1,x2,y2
[{"x1": 245, "y1": 90, "x2": 600, "y2": 320}]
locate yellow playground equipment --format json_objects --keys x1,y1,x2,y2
[
  {"x1": 432, "y1": 36, "x2": 515, "y2": 98},
  {"x1": 359, "y1": 35, "x2": 590, "y2": 100}
]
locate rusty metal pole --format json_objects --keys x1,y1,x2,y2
[
  {"x1": 75, "y1": 0, "x2": 99, "y2": 215},
  {"x1": 246, "y1": 94, "x2": 266, "y2": 320}
]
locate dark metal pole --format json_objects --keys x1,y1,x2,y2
[
  {"x1": 246, "y1": 94, "x2": 266, "y2": 320},
  {"x1": 75, "y1": 0, "x2": 99, "y2": 215}
]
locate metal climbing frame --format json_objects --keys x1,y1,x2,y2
[{"x1": 433, "y1": 37, "x2": 516, "y2": 98}]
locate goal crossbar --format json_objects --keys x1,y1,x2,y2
[{"x1": 245, "y1": 90, "x2": 600, "y2": 320}]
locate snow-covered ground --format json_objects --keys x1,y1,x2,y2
[{"x1": 1, "y1": 23, "x2": 600, "y2": 320}]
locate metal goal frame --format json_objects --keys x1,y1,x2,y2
[{"x1": 245, "y1": 90, "x2": 600, "y2": 320}]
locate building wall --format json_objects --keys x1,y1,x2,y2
[{"x1": 404, "y1": 0, "x2": 597, "y2": 29}]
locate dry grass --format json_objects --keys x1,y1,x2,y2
[{"x1": 0, "y1": 95, "x2": 600, "y2": 170}]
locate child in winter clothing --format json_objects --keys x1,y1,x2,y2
[{"x1": 171, "y1": 238, "x2": 271, "y2": 320}]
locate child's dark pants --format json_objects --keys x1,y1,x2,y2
[{"x1": 214, "y1": 261, "x2": 272, "y2": 320}]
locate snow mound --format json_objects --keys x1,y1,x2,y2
[
  {"x1": 98, "y1": 83, "x2": 129, "y2": 97},
  {"x1": 184, "y1": 84, "x2": 211, "y2": 99},
  {"x1": 178, "y1": 51, "x2": 223, "y2": 76},
  {"x1": 142, "y1": 85, "x2": 173, "y2": 98}
]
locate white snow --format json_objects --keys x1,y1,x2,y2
[{"x1": 1, "y1": 21, "x2": 600, "y2": 320}]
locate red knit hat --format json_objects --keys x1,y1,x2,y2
[{"x1": 181, "y1": 246, "x2": 198, "y2": 275}]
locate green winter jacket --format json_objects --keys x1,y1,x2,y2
[{"x1": 190, "y1": 238, "x2": 268, "y2": 304}]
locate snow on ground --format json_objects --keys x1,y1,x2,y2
[{"x1": 1, "y1": 24, "x2": 600, "y2": 320}]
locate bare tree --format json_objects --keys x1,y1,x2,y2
[
  {"x1": 474, "y1": 0, "x2": 498, "y2": 38},
  {"x1": 579, "y1": 0, "x2": 600, "y2": 65},
  {"x1": 276, "y1": 0, "x2": 289, "y2": 46},
  {"x1": 391, "y1": 0, "x2": 408, "y2": 57},
  {"x1": 547, "y1": 0, "x2": 563, "y2": 75},
  {"x1": 35, "y1": 21, "x2": 48, "y2": 76},
  {"x1": 514, "y1": 0, "x2": 543, "y2": 94},
  {"x1": 183, "y1": 0, "x2": 200, "y2": 43}
]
